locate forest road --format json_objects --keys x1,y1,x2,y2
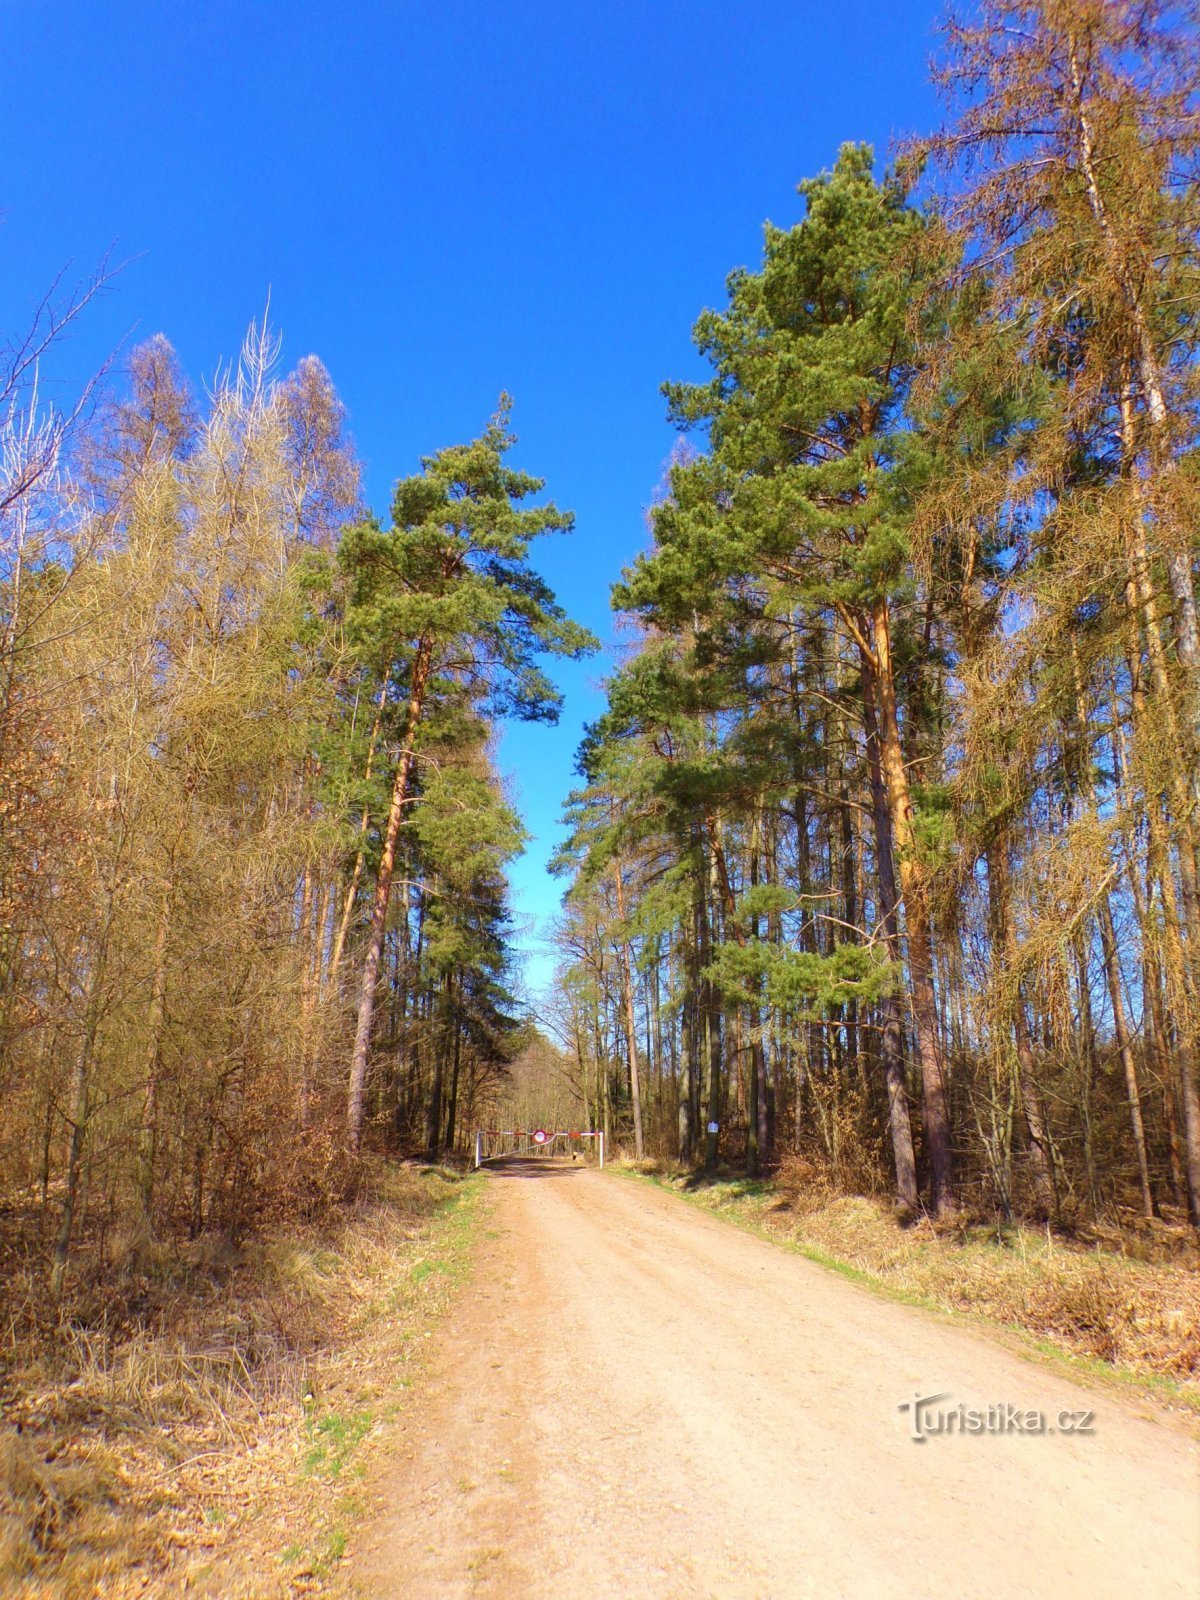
[{"x1": 352, "y1": 1162, "x2": 1200, "y2": 1600}]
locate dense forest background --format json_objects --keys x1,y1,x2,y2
[
  {"x1": 0, "y1": 314, "x2": 593, "y2": 1298},
  {"x1": 551, "y1": 1, "x2": 1200, "y2": 1229},
  {"x1": 3, "y1": 0, "x2": 1200, "y2": 1323}
]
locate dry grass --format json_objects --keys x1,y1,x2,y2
[
  {"x1": 629, "y1": 1155, "x2": 1200, "y2": 1399},
  {"x1": 0, "y1": 1162, "x2": 481, "y2": 1597}
]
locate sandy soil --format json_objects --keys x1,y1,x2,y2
[{"x1": 351, "y1": 1161, "x2": 1200, "y2": 1599}]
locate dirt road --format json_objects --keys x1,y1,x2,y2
[{"x1": 353, "y1": 1162, "x2": 1199, "y2": 1599}]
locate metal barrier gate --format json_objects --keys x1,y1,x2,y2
[{"x1": 473, "y1": 1128, "x2": 605, "y2": 1168}]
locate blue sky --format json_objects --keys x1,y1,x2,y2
[{"x1": 1, "y1": 0, "x2": 942, "y2": 1000}]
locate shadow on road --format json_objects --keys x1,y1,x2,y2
[{"x1": 482, "y1": 1157, "x2": 593, "y2": 1180}]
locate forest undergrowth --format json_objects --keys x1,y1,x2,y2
[{"x1": 0, "y1": 1162, "x2": 483, "y2": 1598}]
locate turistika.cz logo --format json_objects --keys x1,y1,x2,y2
[{"x1": 899, "y1": 1392, "x2": 1096, "y2": 1443}]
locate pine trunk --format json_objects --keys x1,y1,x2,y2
[
  {"x1": 347, "y1": 639, "x2": 432, "y2": 1156},
  {"x1": 862, "y1": 661, "x2": 919, "y2": 1213},
  {"x1": 612, "y1": 860, "x2": 645, "y2": 1161},
  {"x1": 869, "y1": 601, "x2": 955, "y2": 1215}
]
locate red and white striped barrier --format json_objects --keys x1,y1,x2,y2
[{"x1": 473, "y1": 1129, "x2": 605, "y2": 1169}]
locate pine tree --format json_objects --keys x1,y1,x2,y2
[
  {"x1": 339, "y1": 404, "x2": 594, "y2": 1154},
  {"x1": 615, "y1": 147, "x2": 952, "y2": 1210}
]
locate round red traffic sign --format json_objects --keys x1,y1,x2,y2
[{"x1": 532, "y1": 1128, "x2": 548, "y2": 1145}]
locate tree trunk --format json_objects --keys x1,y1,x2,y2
[
  {"x1": 1116, "y1": 392, "x2": 1200, "y2": 1223},
  {"x1": 868, "y1": 602, "x2": 955, "y2": 1215},
  {"x1": 862, "y1": 661, "x2": 919, "y2": 1213},
  {"x1": 746, "y1": 808, "x2": 769, "y2": 1174},
  {"x1": 1096, "y1": 896, "x2": 1155, "y2": 1218},
  {"x1": 1012, "y1": 997, "x2": 1057, "y2": 1221},
  {"x1": 444, "y1": 1007, "x2": 462, "y2": 1156},
  {"x1": 707, "y1": 814, "x2": 769, "y2": 1176},
  {"x1": 985, "y1": 841, "x2": 1057, "y2": 1221},
  {"x1": 52, "y1": 938, "x2": 108, "y2": 1299},
  {"x1": 347, "y1": 639, "x2": 432, "y2": 1155},
  {"x1": 329, "y1": 680, "x2": 389, "y2": 986},
  {"x1": 612, "y1": 858, "x2": 645, "y2": 1160},
  {"x1": 297, "y1": 857, "x2": 315, "y2": 1128},
  {"x1": 136, "y1": 888, "x2": 172, "y2": 1228},
  {"x1": 703, "y1": 842, "x2": 722, "y2": 1168}
]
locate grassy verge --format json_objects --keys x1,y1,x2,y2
[
  {"x1": 0, "y1": 1163, "x2": 487, "y2": 1597},
  {"x1": 615, "y1": 1158, "x2": 1200, "y2": 1415}
]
